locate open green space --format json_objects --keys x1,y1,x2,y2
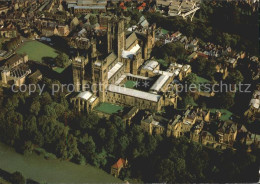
[
  {"x1": 0, "y1": 142, "x2": 121, "y2": 183},
  {"x1": 196, "y1": 75, "x2": 210, "y2": 84},
  {"x1": 95, "y1": 102, "x2": 124, "y2": 115},
  {"x1": 161, "y1": 28, "x2": 169, "y2": 34},
  {"x1": 16, "y1": 40, "x2": 59, "y2": 62},
  {"x1": 124, "y1": 80, "x2": 136, "y2": 89},
  {"x1": 53, "y1": 67, "x2": 65, "y2": 74},
  {"x1": 53, "y1": 65, "x2": 71, "y2": 74},
  {"x1": 209, "y1": 108, "x2": 233, "y2": 121}
]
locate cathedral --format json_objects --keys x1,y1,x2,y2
[{"x1": 71, "y1": 15, "x2": 179, "y2": 113}]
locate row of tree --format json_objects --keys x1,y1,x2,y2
[{"x1": 144, "y1": 0, "x2": 258, "y2": 55}]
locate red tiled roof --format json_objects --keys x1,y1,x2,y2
[
  {"x1": 198, "y1": 52, "x2": 208, "y2": 58},
  {"x1": 95, "y1": 26, "x2": 107, "y2": 30},
  {"x1": 111, "y1": 158, "x2": 126, "y2": 169}
]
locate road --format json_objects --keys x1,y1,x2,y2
[{"x1": 0, "y1": 142, "x2": 121, "y2": 183}]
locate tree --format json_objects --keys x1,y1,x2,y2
[
  {"x1": 204, "y1": 61, "x2": 216, "y2": 80},
  {"x1": 152, "y1": 42, "x2": 187, "y2": 62},
  {"x1": 156, "y1": 159, "x2": 176, "y2": 182},
  {"x1": 21, "y1": 141, "x2": 34, "y2": 155},
  {"x1": 40, "y1": 92, "x2": 52, "y2": 106},
  {"x1": 118, "y1": 135, "x2": 129, "y2": 156},
  {"x1": 82, "y1": 136, "x2": 96, "y2": 163},
  {"x1": 215, "y1": 92, "x2": 234, "y2": 109},
  {"x1": 184, "y1": 73, "x2": 197, "y2": 85},
  {"x1": 74, "y1": 154, "x2": 86, "y2": 165},
  {"x1": 89, "y1": 15, "x2": 97, "y2": 25},
  {"x1": 9, "y1": 172, "x2": 25, "y2": 184},
  {"x1": 23, "y1": 115, "x2": 37, "y2": 139},
  {"x1": 193, "y1": 57, "x2": 207, "y2": 76},
  {"x1": 180, "y1": 94, "x2": 195, "y2": 109},
  {"x1": 55, "y1": 53, "x2": 69, "y2": 68},
  {"x1": 29, "y1": 101, "x2": 41, "y2": 116},
  {"x1": 227, "y1": 70, "x2": 244, "y2": 85}
]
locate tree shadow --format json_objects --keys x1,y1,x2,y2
[{"x1": 42, "y1": 56, "x2": 55, "y2": 67}]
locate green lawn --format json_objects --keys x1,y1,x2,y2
[
  {"x1": 161, "y1": 28, "x2": 169, "y2": 34},
  {"x1": 17, "y1": 40, "x2": 59, "y2": 63},
  {"x1": 53, "y1": 67, "x2": 65, "y2": 73},
  {"x1": 95, "y1": 102, "x2": 124, "y2": 114},
  {"x1": 209, "y1": 108, "x2": 233, "y2": 121},
  {"x1": 124, "y1": 80, "x2": 136, "y2": 89},
  {"x1": 196, "y1": 75, "x2": 210, "y2": 84}
]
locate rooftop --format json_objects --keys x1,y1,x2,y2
[
  {"x1": 108, "y1": 62, "x2": 123, "y2": 80},
  {"x1": 150, "y1": 74, "x2": 170, "y2": 92},
  {"x1": 108, "y1": 84, "x2": 161, "y2": 102},
  {"x1": 143, "y1": 60, "x2": 159, "y2": 71},
  {"x1": 77, "y1": 91, "x2": 93, "y2": 101},
  {"x1": 122, "y1": 44, "x2": 140, "y2": 59}
]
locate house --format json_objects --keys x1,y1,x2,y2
[
  {"x1": 141, "y1": 114, "x2": 166, "y2": 135},
  {"x1": 226, "y1": 57, "x2": 238, "y2": 68},
  {"x1": 111, "y1": 158, "x2": 128, "y2": 177},
  {"x1": 56, "y1": 25, "x2": 70, "y2": 36},
  {"x1": 122, "y1": 106, "x2": 139, "y2": 125},
  {"x1": 140, "y1": 60, "x2": 160, "y2": 77},
  {"x1": 70, "y1": 17, "x2": 80, "y2": 30},
  {"x1": 42, "y1": 27, "x2": 56, "y2": 37},
  {"x1": 0, "y1": 5, "x2": 9, "y2": 15},
  {"x1": 0, "y1": 54, "x2": 31, "y2": 87},
  {"x1": 187, "y1": 52, "x2": 198, "y2": 62},
  {"x1": 0, "y1": 27, "x2": 17, "y2": 38},
  {"x1": 244, "y1": 89, "x2": 260, "y2": 120},
  {"x1": 216, "y1": 121, "x2": 237, "y2": 145},
  {"x1": 28, "y1": 70, "x2": 42, "y2": 83}
]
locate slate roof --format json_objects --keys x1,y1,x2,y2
[{"x1": 126, "y1": 32, "x2": 138, "y2": 50}]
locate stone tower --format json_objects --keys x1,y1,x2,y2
[
  {"x1": 117, "y1": 18, "x2": 125, "y2": 61},
  {"x1": 107, "y1": 17, "x2": 125, "y2": 60},
  {"x1": 144, "y1": 23, "x2": 156, "y2": 60},
  {"x1": 72, "y1": 55, "x2": 88, "y2": 92},
  {"x1": 91, "y1": 60, "x2": 108, "y2": 102}
]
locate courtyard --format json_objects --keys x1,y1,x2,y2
[
  {"x1": 95, "y1": 102, "x2": 124, "y2": 115},
  {"x1": 124, "y1": 80, "x2": 152, "y2": 91}
]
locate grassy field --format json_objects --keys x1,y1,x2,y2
[
  {"x1": 53, "y1": 65, "x2": 71, "y2": 74},
  {"x1": 0, "y1": 142, "x2": 121, "y2": 183},
  {"x1": 196, "y1": 75, "x2": 210, "y2": 84},
  {"x1": 53, "y1": 67, "x2": 65, "y2": 73},
  {"x1": 124, "y1": 80, "x2": 136, "y2": 89},
  {"x1": 95, "y1": 102, "x2": 124, "y2": 114},
  {"x1": 161, "y1": 28, "x2": 169, "y2": 34},
  {"x1": 16, "y1": 40, "x2": 59, "y2": 63},
  {"x1": 209, "y1": 108, "x2": 233, "y2": 121}
]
